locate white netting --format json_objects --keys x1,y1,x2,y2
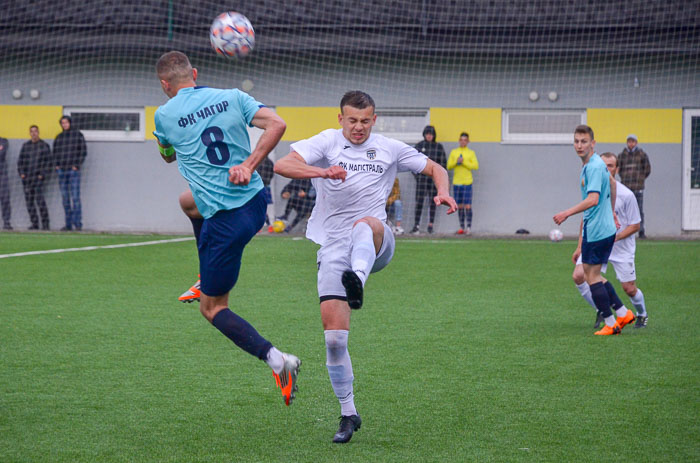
[{"x1": 0, "y1": 0, "x2": 698, "y2": 234}]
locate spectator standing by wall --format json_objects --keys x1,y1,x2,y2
[
  {"x1": 0, "y1": 136, "x2": 11, "y2": 230},
  {"x1": 618, "y1": 134, "x2": 651, "y2": 238},
  {"x1": 18, "y1": 125, "x2": 52, "y2": 230},
  {"x1": 54, "y1": 116, "x2": 87, "y2": 231},
  {"x1": 447, "y1": 132, "x2": 479, "y2": 235},
  {"x1": 411, "y1": 125, "x2": 446, "y2": 234}
]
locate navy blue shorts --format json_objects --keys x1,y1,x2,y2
[
  {"x1": 581, "y1": 233, "x2": 616, "y2": 265},
  {"x1": 453, "y1": 184, "x2": 473, "y2": 205},
  {"x1": 198, "y1": 190, "x2": 266, "y2": 297}
]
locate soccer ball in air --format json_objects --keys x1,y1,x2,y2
[
  {"x1": 210, "y1": 12, "x2": 255, "y2": 58},
  {"x1": 549, "y1": 229, "x2": 564, "y2": 242},
  {"x1": 271, "y1": 220, "x2": 286, "y2": 233}
]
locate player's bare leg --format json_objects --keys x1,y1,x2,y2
[
  {"x1": 322, "y1": 299, "x2": 361, "y2": 443},
  {"x1": 572, "y1": 264, "x2": 601, "y2": 327},
  {"x1": 622, "y1": 280, "x2": 648, "y2": 328},
  {"x1": 201, "y1": 292, "x2": 301, "y2": 405}
]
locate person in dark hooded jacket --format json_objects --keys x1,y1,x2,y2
[
  {"x1": 411, "y1": 125, "x2": 446, "y2": 233},
  {"x1": 53, "y1": 116, "x2": 87, "y2": 231}
]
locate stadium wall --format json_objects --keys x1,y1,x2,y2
[{"x1": 0, "y1": 61, "x2": 691, "y2": 236}]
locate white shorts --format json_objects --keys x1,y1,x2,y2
[
  {"x1": 316, "y1": 222, "x2": 395, "y2": 299},
  {"x1": 575, "y1": 255, "x2": 637, "y2": 283}
]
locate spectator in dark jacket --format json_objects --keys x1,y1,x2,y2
[
  {"x1": 18, "y1": 125, "x2": 52, "y2": 230},
  {"x1": 411, "y1": 125, "x2": 447, "y2": 234},
  {"x1": 54, "y1": 116, "x2": 87, "y2": 231},
  {"x1": 278, "y1": 178, "x2": 315, "y2": 232},
  {"x1": 618, "y1": 134, "x2": 651, "y2": 238},
  {"x1": 0, "y1": 136, "x2": 11, "y2": 230}
]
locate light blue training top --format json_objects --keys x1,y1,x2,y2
[
  {"x1": 580, "y1": 152, "x2": 616, "y2": 242},
  {"x1": 154, "y1": 86, "x2": 264, "y2": 219}
]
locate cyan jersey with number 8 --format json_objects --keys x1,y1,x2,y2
[{"x1": 153, "y1": 86, "x2": 264, "y2": 219}]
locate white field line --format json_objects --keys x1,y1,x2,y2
[{"x1": 0, "y1": 237, "x2": 194, "y2": 259}]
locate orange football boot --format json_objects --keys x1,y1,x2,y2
[
  {"x1": 272, "y1": 353, "x2": 301, "y2": 406},
  {"x1": 178, "y1": 278, "x2": 201, "y2": 303},
  {"x1": 616, "y1": 309, "x2": 636, "y2": 330},
  {"x1": 594, "y1": 323, "x2": 622, "y2": 336}
]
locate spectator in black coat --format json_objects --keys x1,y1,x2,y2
[
  {"x1": 411, "y1": 125, "x2": 446, "y2": 234},
  {"x1": 0, "y1": 136, "x2": 11, "y2": 230},
  {"x1": 278, "y1": 178, "x2": 315, "y2": 232},
  {"x1": 54, "y1": 116, "x2": 87, "y2": 231},
  {"x1": 18, "y1": 125, "x2": 52, "y2": 230}
]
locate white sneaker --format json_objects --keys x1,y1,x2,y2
[{"x1": 393, "y1": 226, "x2": 404, "y2": 235}]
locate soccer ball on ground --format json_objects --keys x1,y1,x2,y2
[
  {"x1": 549, "y1": 229, "x2": 564, "y2": 242},
  {"x1": 210, "y1": 12, "x2": 255, "y2": 58},
  {"x1": 271, "y1": 220, "x2": 286, "y2": 233}
]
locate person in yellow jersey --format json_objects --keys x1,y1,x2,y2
[{"x1": 447, "y1": 132, "x2": 479, "y2": 234}]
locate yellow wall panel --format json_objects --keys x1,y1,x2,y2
[
  {"x1": 429, "y1": 108, "x2": 502, "y2": 143},
  {"x1": 1, "y1": 105, "x2": 64, "y2": 139},
  {"x1": 587, "y1": 109, "x2": 682, "y2": 144},
  {"x1": 1, "y1": 106, "x2": 683, "y2": 145},
  {"x1": 145, "y1": 106, "x2": 158, "y2": 140},
  {"x1": 276, "y1": 107, "x2": 340, "y2": 141}
]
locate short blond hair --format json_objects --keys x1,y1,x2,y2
[{"x1": 156, "y1": 51, "x2": 193, "y2": 84}]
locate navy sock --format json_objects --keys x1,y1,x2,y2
[
  {"x1": 589, "y1": 282, "x2": 613, "y2": 317},
  {"x1": 604, "y1": 281, "x2": 624, "y2": 311},
  {"x1": 190, "y1": 217, "x2": 204, "y2": 246},
  {"x1": 458, "y1": 209, "x2": 466, "y2": 229},
  {"x1": 212, "y1": 308, "x2": 273, "y2": 360},
  {"x1": 466, "y1": 209, "x2": 473, "y2": 228}
]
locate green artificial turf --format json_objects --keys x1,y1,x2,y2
[{"x1": 1, "y1": 234, "x2": 698, "y2": 462}]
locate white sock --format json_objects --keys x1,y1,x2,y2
[
  {"x1": 604, "y1": 315, "x2": 617, "y2": 327},
  {"x1": 615, "y1": 305, "x2": 629, "y2": 318},
  {"x1": 266, "y1": 347, "x2": 285, "y2": 374},
  {"x1": 350, "y1": 222, "x2": 376, "y2": 286},
  {"x1": 325, "y1": 330, "x2": 356, "y2": 417},
  {"x1": 575, "y1": 282, "x2": 597, "y2": 310},
  {"x1": 631, "y1": 288, "x2": 647, "y2": 316}
]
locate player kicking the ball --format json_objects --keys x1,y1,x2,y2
[
  {"x1": 572, "y1": 152, "x2": 648, "y2": 328},
  {"x1": 153, "y1": 51, "x2": 300, "y2": 406},
  {"x1": 554, "y1": 125, "x2": 635, "y2": 335},
  {"x1": 274, "y1": 91, "x2": 457, "y2": 443}
]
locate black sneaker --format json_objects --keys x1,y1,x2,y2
[
  {"x1": 594, "y1": 312, "x2": 604, "y2": 329},
  {"x1": 427, "y1": 225, "x2": 434, "y2": 234},
  {"x1": 410, "y1": 226, "x2": 420, "y2": 235},
  {"x1": 332, "y1": 414, "x2": 361, "y2": 443},
  {"x1": 342, "y1": 270, "x2": 363, "y2": 309},
  {"x1": 634, "y1": 314, "x2": 648, "y2": 328}
]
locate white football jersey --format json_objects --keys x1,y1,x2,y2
[
  {"x1": 609, "y1": 180, "x2": 642, "y2": 261},
  {"x1": 291, "y1": 129, "x2": 428, "y2": 245}
]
